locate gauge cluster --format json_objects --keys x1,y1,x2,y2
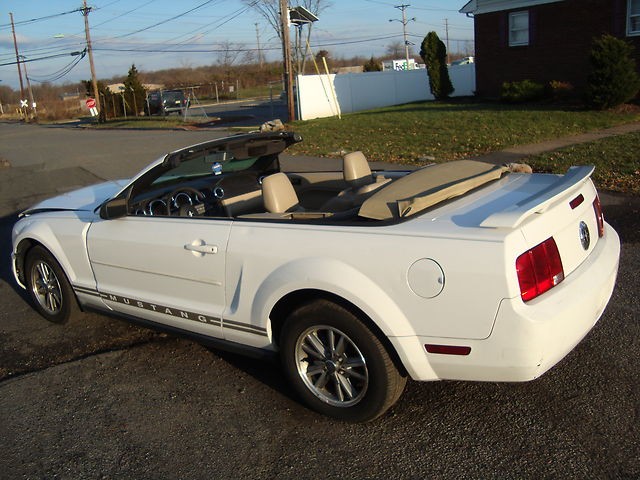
[{"x1": 130, "y1": 172, "x2": 264, "y2": 218}]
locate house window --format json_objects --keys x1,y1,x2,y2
[
  {"x1": 629, "y1": 0, "x2": 640, "y2": 36},
  {"x1": 509, "y1": 11, "x2": 529, "y2": 46}
]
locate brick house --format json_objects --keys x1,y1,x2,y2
[{"x1": 460, "y1": 0, "x2": 640, "y2": 97}]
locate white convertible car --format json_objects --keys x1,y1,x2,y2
[{"x1": 11, "y1": 131, "x2": 620, "y2": 422}]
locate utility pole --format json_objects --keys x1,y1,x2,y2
[
  {"x1": 21, "y1": 57, "x2": 37, "y2": 119},
  {"x1": 255, "y1": 22, "x2": 264, "y2": 68},
  {"x1": 279, "y1": 0, "x2": 295, "y2": 122},
  {"x1": 9, "y1": 13, "x2": 25, "y2": 103},
  {"x1": 390, "y1": 5, "x2": 415, "y2": 71},
  {"x1": 444, "y1": 18, "x2": 450, "y2": 64},
  {"x1": 82, "y1": 0, "x2": 101, "y2": 115}
]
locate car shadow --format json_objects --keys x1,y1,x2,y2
[{"x1": 210, "y1": 348, "x2": 301, "y2": 404}]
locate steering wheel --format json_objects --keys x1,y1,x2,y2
[{"x1": 165, "y1": 187, "x2": 206, "y2": 216}]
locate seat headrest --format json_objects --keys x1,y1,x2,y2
[
  {"x1": 343, "y1": 151, "x2": 372, "y2": 188},
  {"x1": 262, "y1": 172, "x2": 300, "y2": 213}
]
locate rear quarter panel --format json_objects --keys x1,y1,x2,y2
[{"x1": 225, "y1": 219, "x2": 519, "y2": 343}]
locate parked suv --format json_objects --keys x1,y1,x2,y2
[{"x1": 145, "y1": 90, "x2": 188, "y2": 116}]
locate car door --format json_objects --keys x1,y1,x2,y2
[{"x1": 86, "y1": 215, "x2": 231, "y2": 338}]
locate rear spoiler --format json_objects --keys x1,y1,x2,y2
[{"x1": 480, "y1": 165, "x2": 595, "y2": 229}]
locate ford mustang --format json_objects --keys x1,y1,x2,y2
[{"x1": 11, "y1": 131, "x2": 620, "y2": 422}]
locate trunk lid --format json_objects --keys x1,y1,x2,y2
[{"x1": 411, "y1": 166, "x2": 603, "y2": 280}]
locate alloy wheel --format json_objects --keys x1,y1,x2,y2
[
  {"x1": 294, "y1": 325, "x2": 369, "y2": 407},
  {"x1": 30, "y1": 260, "x2": 63, "y2": 315}
]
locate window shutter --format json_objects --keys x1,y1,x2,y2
[
  {"x1": 500, "y1": 13, "x2": 507, "y2": 47},
  {"x1": 612, "y1": 0, "x2": 624, "y2": 36},
  {"x1": 529, "y1": 9, "x2": 537, "y2": 45}
]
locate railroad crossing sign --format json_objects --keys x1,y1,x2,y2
[{"x1": 20, "y1": 99, "x2": 28, "y2": 108}]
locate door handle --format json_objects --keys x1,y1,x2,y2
[{"x1": 184, "y1": 239, "x2": 218, "y2": 256}]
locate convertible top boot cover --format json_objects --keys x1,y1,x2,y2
[{"x1": 359, "y1": 161, "x2": 508, "y2": 221}]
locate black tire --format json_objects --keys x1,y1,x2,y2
[
  {"x1": 280, "y1": 300, "x2": 406, "y2": 422},
  {"x1": 24, "y1": 246, "x2": 79, "y2": 324}
]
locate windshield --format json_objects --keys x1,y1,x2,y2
[
  {"x1": 152, "y1": 151, "x2": 262, "y2": 186},
  {"x1": 127, "y1": 132, "x2": 295, "y2": 201},
  {"x1": 163, "y1": 91, "x2": 183, "y2": 102}
]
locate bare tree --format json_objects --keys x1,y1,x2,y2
[
  {"x1": 242, "y1": 0, "x2": 281, "y2": 38},
  {"x1": 385, "y1": 41, "x2": 412, "y2": 59},
  {"x1": 217, "y1": 41, "x2": 245, "y2": 84}
]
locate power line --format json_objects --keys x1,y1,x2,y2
[
  {"x1": 151, "y1": 2, "x2": 257, "y2": 49},
  {"x1": 29, "y1": 49, "x2": 87, "y2": 83},
  {"x1": 0, "y1": 40, "x2": 87, "y2": 61},
  {"x1": 90, "y1": 0, "x2": 157, "y2": 30},
  {"x1": 91, "y1": 33, "x2": 403, "y2": 54},
  {"x1": 0, "y1": 8, "x2": 83, "y2": 31},
  {"x1": 111, "y1": 0, "x2": 222, "y2": 39},
  {"x1": 0, "y1": 50, "x2": 85, "y2": 67}
]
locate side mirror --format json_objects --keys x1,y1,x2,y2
[{"x1": 100, "y1": 197, "x2": 128, "y2": 220}]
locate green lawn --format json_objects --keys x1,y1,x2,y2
[
  {"x1": 288, "y1": 101, "x2": 640, "y2": 164},
  {"x1": 526, "y1": 132, "x2": 640, "y2": 194}
]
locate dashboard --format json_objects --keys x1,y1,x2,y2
[{"x1": 129, "y1": 172, "x2": 267, "y2": 218}]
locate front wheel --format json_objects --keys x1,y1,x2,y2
[
  {"x1": 24, "y1": 246, "x2": 79, "y2": 324},
  {"x1": 280, "y1": 300, "x2": 406, "y2": 422}
]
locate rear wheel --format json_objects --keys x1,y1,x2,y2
[
  {"x1": 280, "y1": 300, "x2": 406, "y2": 422},
  {"x1": 24, "y1": 246, "x2": 79, "y2": 324}
]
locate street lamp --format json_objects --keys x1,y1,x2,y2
[{"x1": 389, "y1": 4, "x2": 416, "y2": 71}]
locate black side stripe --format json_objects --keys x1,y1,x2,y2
[
  {"x1": 223, "y1": 318, "x2": 268, "y2": 334},
  {"x1": 73, "y1": 286, "x2": 267, "y2": 336},
  {"x1": 74, "y1": 286, "x2": 102, "y2": 298}
]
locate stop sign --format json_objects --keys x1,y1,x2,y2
[{"x1": 86, "y1": 98, "x2": 97, "y2": 109}]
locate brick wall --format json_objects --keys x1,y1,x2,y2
[{"x1": 474, "y1": 0, "x2": 640, "y2": 97}]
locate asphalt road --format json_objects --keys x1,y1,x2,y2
[
  {"x1": 0, "y1": 122, "x2": 638, "y2": 479},
  {"x1": 185, "y1": 97, "x2": 288, "y2": 127}
]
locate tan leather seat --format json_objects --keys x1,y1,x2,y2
[
  {"x1": 262, "y1": 172, "x2": 304, "y2": 213},
  {"x1": 344, "y1": 151, "x2": 373, "y2": 189},
  {"x1": 343, "y1": 151, "x2": 391, "y2": 195},
  {"x1": 320, "y1": 151, "x2": 392, "y2": 212}
]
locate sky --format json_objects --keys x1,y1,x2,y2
[{"x1": 0, "y1": 0, "x2": 473, "y2": 91}]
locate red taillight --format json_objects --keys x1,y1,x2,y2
[
  {"x1": 593, "y1": 196, "x2": 605, "y2": 238},
  {"x1": 516, "y1": 237, "x2": 564, "y2": 302}
]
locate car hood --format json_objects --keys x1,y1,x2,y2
[{"x1": 21, "y1": 179, "x2": 130, "y2": 216}]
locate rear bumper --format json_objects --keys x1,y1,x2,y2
[{"x1": 391, "y1": 222, "x2": 620, "y2": 382}]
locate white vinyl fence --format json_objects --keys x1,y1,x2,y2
[{"x1": 296, "y1": 64, "x2": 476, "y2": 121}]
